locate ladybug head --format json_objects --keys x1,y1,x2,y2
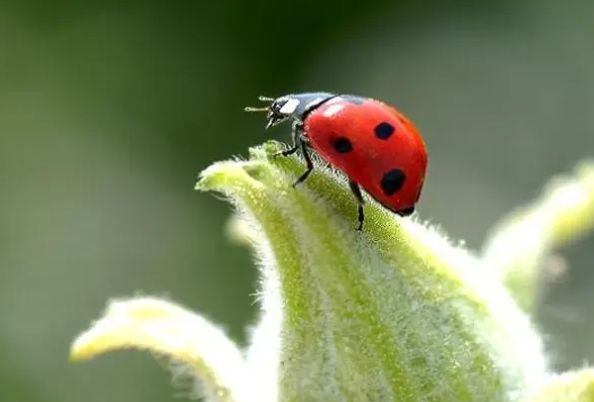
[
  {"x1": 245, "y1": 92, "x2": 335, "y2": 129},
  {"x1": 245, "y1": 95, "x2": 300, "y2": 129}
]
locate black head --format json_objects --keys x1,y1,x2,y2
[{"x1": 245, "y1": 92, "x2": 336, "y2": 129}]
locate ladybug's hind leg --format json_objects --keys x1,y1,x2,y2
[{"x1": 348, "y1": 180, "x2": 365, "y2": 231}]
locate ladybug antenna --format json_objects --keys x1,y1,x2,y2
[
  {"x1": 244, "y1": 95, "x2": 274, "y2": 113},
  {"x1": 244, "y1": 106, "x2": 269, "y2": 113}
]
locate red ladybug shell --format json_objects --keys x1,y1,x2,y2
[{"x1": 303, "y1": 97, "x2": 427, "y2": 213}]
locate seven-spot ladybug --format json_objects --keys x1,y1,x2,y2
[{"x1": 245, "y1": 92, "x2": 428, "y2": 230}]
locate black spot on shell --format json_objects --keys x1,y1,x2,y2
[
  {"x1": 332, "y1": 137, "x2": 353, "y2": 153},
  {"x1": 374, "y1": 122, "x2": 395, "y2": 140},
  {"x1": 381, "y1": 169, "x2": 406, "y2": 195}
]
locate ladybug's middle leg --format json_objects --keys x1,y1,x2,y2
[{"x1": 292, "y1": 133, "x2": 314, "y2": 187}]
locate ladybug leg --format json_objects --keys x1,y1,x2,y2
[
  {"x1": 274, "y1": 121, "x2": 315, "y2": 187},
  {"x1": 292, "y1": 136, "x2": 314, "y2": 187},
  {"x1": 275, "y1": 121, "x2": 303, "y2": 157},
  {"x1": 348, "y1": 180, "x2": 365, "y2": 231}
]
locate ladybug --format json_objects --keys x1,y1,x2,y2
[{"x1": 245, "y1": 92, "x2": 428, "y2": 230}]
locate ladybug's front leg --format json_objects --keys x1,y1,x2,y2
[{"x1": 275, "y1": 121, "x2": 303, "y2": 157}]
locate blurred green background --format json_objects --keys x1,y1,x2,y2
[{"x1": 1, "y1": 0, "x2": 593, "y2": 401}]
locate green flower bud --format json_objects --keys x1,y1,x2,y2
[{"x1": 195, "y1": 141, "x2": 547, "y2": 402}]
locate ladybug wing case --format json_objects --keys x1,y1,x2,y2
[{"x1": 304, "y1": 97, "x2": 427, "y2": 213}]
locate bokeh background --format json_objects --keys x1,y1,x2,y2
[{"x1": 1, "y1": 0, "x2": 593, "y2": 401}]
